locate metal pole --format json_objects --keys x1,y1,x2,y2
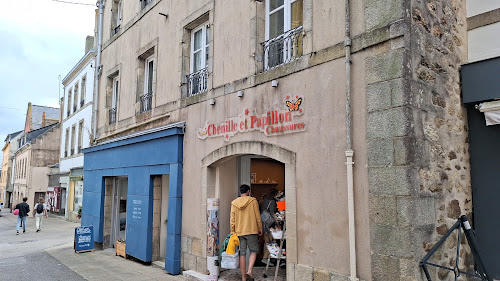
[{"x1": 92, "y1": 0, "x2": 104, "y2": 142}]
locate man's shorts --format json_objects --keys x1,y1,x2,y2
[{"x1": 238, "y1": 234, "x2": 259, "y2": 256}]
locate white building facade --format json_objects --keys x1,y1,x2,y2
[{"x1": 60, "y1": 49, "x2": 95, "y2": 221}]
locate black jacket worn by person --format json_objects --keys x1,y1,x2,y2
[{"x1": 15, "y1": 202, "x2": 30, "y2": 218}]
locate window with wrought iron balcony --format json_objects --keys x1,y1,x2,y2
[
  {"x1": 109, "y1": 107, "x2": 117, "y2": 124},
  {"x1": 263, "y1": 0, "x2": 303, "y2": 72},
  {"x1": 73, "y1": 104, "x2": 77, "y2": 113},
  {"x1": 187, "y1": 23, "x2": 209, "y2": 97},
  {"x1": 140, "y1": 56, "x2": 154, "y2": 113}
]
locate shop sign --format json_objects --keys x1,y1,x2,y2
[
  {"x1": 198, "y1": 96, "x2": 305, "y2": 141},
  {"x1": 70, "y1": 176, "x2": 83, "y2": 181},
  {"x1": 74, "y1": 226, "x2": 94, "y2": 253}
]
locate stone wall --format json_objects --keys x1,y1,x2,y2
[
  {"x1": 181, "y1": 235, "x2": 206, "y2": 274},
  {"x1": 366, "y1": 0, "x2": 471, "y2": 280}
]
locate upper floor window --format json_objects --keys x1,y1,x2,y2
[
  {"x1": 71, "y1": 125, "x2": 76, "y2": 156},
  {"x1": 140, "y1": 55, "x2": 154, "y2": 113},
  {"x1": 73, "y1": 82, "x2": 79, "y2": 112},
  {"x1": 78, "y1": 120, "x2": 84, "y2": 153},
  {"x1": 110, "y1": 75, "x2": 119, "y2": 124},
  {"x1": 188, "y1": 23, "x2": 209, "y2": 96},
  {"x1": 65, "y1": 128, "x2": 70, "y2": 158},
  {"x1": 141, "y1": 0, "x2": 153, "y2": 10},
  {"x1": 263, "y1": 0, "x2": 303, "y2": 71},
  {"x1": 80, "y1": 75, "x2": 86, "y2": 107},
  {"x1": 112, "y1": 0, "x2": 123, "y2": 35},
  {"x1": 67, "y1": 88, "x2": 72, "y2": 117}
]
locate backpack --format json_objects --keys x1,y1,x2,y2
[{"x1": 36, "y1": 203, "x2": 44, "y2": 214}]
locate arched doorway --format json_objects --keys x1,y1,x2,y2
[{"x1": 201, "y1": 141, "x2": 297, "y2": 279}]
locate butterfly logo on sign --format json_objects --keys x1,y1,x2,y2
[{"x1": 285, "y1": 97, "x2": 302, "y2": 112}]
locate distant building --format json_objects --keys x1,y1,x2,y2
[
  {"x1": 1, "y1": 131, "x2": 23, "y2": 208},
  {"x1": 13, "y1": 123, "x2": 60, "y2": 208},
  {"x1": 60, "y1": 45, "x2": 96, "y2": 222}
]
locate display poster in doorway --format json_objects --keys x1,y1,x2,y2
[
  {"x1": 198, "y1": 96, "x2": 305, "y2": 141},
  {"x1": 75, "y1": 226, "x2": 94, "y2": 253},
  {"x1": 207, "y1": 198, "x2": 220, "y2": 280}
]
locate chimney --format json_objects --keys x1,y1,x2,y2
[
  {"x1": 42, "y1": 112, "x2": 46, "y2": 127},
  {"x1": 85, "y1": 36, "x2": 95, "y2": 54}
]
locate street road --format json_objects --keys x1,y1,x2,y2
[{"x1": 0, "y1": 209, "x2": 83, "y2": 281}]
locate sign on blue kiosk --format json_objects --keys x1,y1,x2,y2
[{"x1": 75, "y1": 226, "x2": 94, "y2": 253}]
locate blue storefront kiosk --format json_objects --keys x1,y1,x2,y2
[{"x1": 81, "y1": 122, "x2": 184, "y2": 274}]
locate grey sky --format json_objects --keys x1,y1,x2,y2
[{"x1": 0, "y1": 0, "x2": 95, "y2": 145}]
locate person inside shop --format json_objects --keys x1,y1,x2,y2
[
  {"x1": 230, "y1": 184, "x2": 263, "y2": 281},
  {"x1": 259, "y1": 189, "x2": 278, "y2": 266}
]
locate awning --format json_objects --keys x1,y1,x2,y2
[{"x1": 476, "y1": 100, "x2": 500, "y2": 126}]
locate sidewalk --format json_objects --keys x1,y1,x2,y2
[{"x1": 46, "y1": 243, "x2": 184, "y2": 281}]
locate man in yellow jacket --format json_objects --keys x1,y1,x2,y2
[{"x1": 230, "y1": 184, "x2": 263, "y2": 281}]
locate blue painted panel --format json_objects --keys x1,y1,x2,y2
[
  {"x1": 167, "y1": 197, "x2": 182, "y2": 235},
  {"x1": 128, "y1": 171, "x2": 152, "y2": 196},
  {"x1": 165, "y1": 234, "x2": 181, "y2": 260},
  {"x1": 84, "y1": 135, "x2": 183, "y2": 171},
  {"x1": 148, "y1": 165, "x2": 170, "y2": 175},
  {"x1": 81, "y1": 127, "x2": 184, "y2": 271},
  {"x1": 126, "y1": 225, "x2": 152, "y2": 262},
  {"x1": 81, "y1": 214, "x2": 104, "y2": 242},
  {"x1": 83, "y1": 191, "x2": 105, "y2": 217},
  {"x1": 127, "y1": 194, "x2": 152, "y2": 229},
  {"x1": 83, "y1": 127, "x2": 183, "y2": 154},
  {"x1": 168, "y1": 163, "x2": 183, "y2": 198},
  {"x1": 165, "y1": 257, "x2": 181, "y2": 275},
  {"x1": 83, "y1": 172, "x2": 105, "y2": 193}
]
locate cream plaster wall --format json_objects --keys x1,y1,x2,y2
[
  {"x1": 181, "y1": 58, "x2": 371, "y2": 278},
  {"x1": 97, "y1": 0, "x2": 360, "y2": 136}
]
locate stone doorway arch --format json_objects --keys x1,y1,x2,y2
[{"x1": 200, "y1": 141, "x2": 298, "y2": 268}]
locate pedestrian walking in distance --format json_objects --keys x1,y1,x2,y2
[
  {"x1": 33, "y1": 197, "x2": 48, "y2": 232},
  {"x1": 15, "y1": 197, "x2": 30, "y2": 235},
  {"x1": 230, "y1": 184, "x2": 263, "y2": 281}
]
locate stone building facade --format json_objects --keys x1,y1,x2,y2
[{"x1": 81, "y1": 0, "x2": 478, "y2": 280}]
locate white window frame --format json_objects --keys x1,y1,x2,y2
[
  {"x1": 74, "y1": 82, "x2": 79, "y2": 110},
  {"x1": 67, "y1": 88, "x2": 72, "y2": 116},
  {"x1": 112, "y1": 75, "x2": 120, "y2": 108},
  {"x1": 80, "y1": 75, "x2": 86, "y2": 105},
  {"x1": 116, "y1": 0, "x2": 122, "y2": 28},
  {"x1": 144, "y1": 55, "x2": 155, "y2": 95},
  {"x1": 265, "y1": 0, "x2": 300, "y2": 40},
  {"x1": 190, "y1": 22, "x2": 210, "y2": 74}
]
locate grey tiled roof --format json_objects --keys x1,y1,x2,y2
[{"x1": 31, "y1": 105, "x2": 60, "y2": 130}]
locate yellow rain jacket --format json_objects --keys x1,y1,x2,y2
[{"x1": 230, "y1": 196, "x2": 263, "y2": 236}]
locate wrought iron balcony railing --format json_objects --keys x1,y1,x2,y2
[
  {"x1": 67, "y1": 110, "x2": 70, "y2": 117},
  {"x1": 114, "y1": 25, "x2": 121, "y2": 35},
  {"x1": 70, "y1": 148, "x2": 74, "y2": 155},
  {"x1": 187, "y1": 67, "x2": 208, "y2": 97},
  {"x1": 140, "y1": 92, "x2": 153, "y2": 113},
  {"x1": 78, "y1": 146, "x2": 82, "y2": 154},
  {"x1": 80, "y1": 100, "x2": 85, "y2": 107},
  {"x1": 109, "y1": 107, "x2": 117, "y2": 124},
  {"x1": 73, "y1": 104, "x2": 77, "y2": 112},
  {"x1": 262, "y1": 26, "x2": 303, "y2": 72},
  {"x1": 64, "y1": 151, "x2": 67, "y2": 157}
]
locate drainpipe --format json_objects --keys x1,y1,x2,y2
[
  {"x1": 344, "y1": 0, "x2": 358, "y2": 280},
  {"x1": 92, "y1": 0, "x2": 104, "y2": 142}
]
